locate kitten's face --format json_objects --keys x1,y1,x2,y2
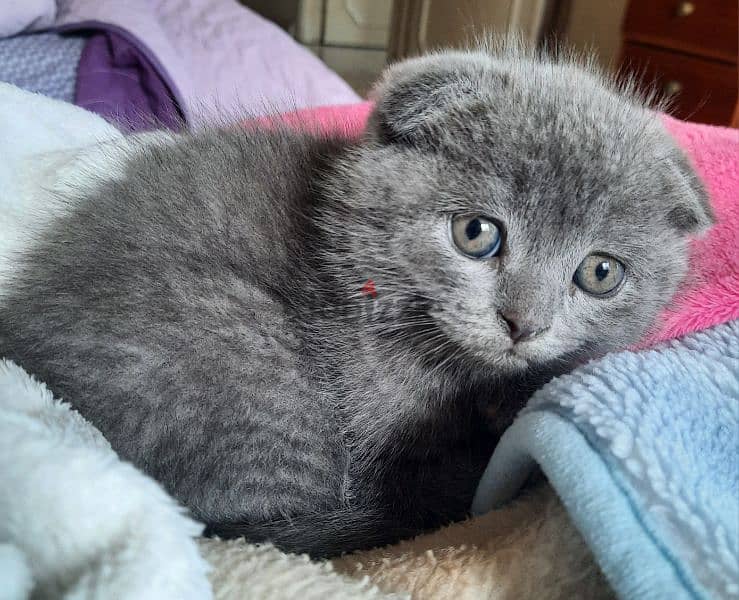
[{"x1": 327, "y1": 49, "x2": 712, "y2": 374}]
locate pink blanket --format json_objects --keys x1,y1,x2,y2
[
  {"x1": 653, "y1": 117, "x2": 739, "y2": 343},
  {"x1": 260, "y1": 103, "x2": 739, "y2": 345}
]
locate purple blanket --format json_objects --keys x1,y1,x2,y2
[
  {"x1": 52, "y1": 0, "x2": 360, "y2": 130},
  {"x1": 75, "y1": 30, "x2": 183, "y2": 131}
]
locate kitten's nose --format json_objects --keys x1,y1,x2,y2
[{"x1": 498, "y1": 310, "x2": 548, "y2": 343}]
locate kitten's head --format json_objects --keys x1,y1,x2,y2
[{"x1": 322, "y1": 44, "x2": 713, "y2": 375}]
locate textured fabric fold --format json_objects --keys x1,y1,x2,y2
[
  {"x1": 473, "y1": 321, "x2": 739, "y2": 600},
  {"x1": 74, "y1": 28, "x2": 183, "y2": 131}
]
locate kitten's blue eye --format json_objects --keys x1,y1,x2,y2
[
  {"x1": 450, "y1": 215, "x2": 502, "y2": 259},
  {"x1": 574, "y1": 254, "x2": 625, "y2": 296}
]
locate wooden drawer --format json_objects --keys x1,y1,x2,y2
[
  {"x1": 623, "y1": 0, "x2": 738, "y2": 63},
  {"x1": 621, "y1": 42, "x2": 738, "y2": 125}
]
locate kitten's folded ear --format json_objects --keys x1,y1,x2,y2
[
  {"x1": 665, "y1": 146, "x2": 714, "y2": 235},
  {"x1": 366, "y1": 53, "x2": 499, "y2": 148}
]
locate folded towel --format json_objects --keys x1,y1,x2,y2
[{"x1": 472, "y1": 320, "x2": 739, "y2": 600}]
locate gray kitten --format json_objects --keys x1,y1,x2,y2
[{"x1": 0, "y1": 44, "x2": 712, "y2": 557}]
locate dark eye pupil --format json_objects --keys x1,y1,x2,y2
[
  {"x1": 465, "y1": 218, "x2": 482, "y2": 240},
  {"x1": 595, "y1": 261, "x2": 610, "y2": 281}
]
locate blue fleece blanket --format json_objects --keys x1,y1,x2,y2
[{"x1": 472, "y1": 320, "x2": 739, "y2": 600}]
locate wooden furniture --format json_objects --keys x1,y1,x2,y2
[{"x1": 620, "y1": 0, "x2": 738, "y2": 126}]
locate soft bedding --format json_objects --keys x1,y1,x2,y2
[
  {"x1": 54, "y1": 0, "x2": 362, "y2": 125},
  {"x1": 0, "y1": 0, "x2": 56, "y2": 38},
  {"x1": 0, "y1": 32, "x2": 85, "y2": 103},
  {"x1": 0, "y1": 85, "x2": 737, "y2": 600},
  {"x1": 473, "y1": 321, "x2": 739, "y2": 600},
  {"x1": 74, "y1": 29, "x2": 184, "y2": 131},
  {"x1": 0, "y1": 0, "x2": 361, "y2": 130},
  {"x1": 0, "y1": 360, "x2": 212, "y2": 600},
  {"x1": 0, "y1": 0, "x2": 360, "y2": 131}
]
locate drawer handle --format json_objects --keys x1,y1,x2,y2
[
  {"x1": 675, "y1": 1, "x2": 695, "y2": 17},
  {"x1": 663, "y1": 80, "x2": 684, "y2": 97}
]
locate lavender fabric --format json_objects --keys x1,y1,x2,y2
[
  {"x1": 0, "y1": 33, "x2": 85, "y2": 103},
  {"x1": 0, "y1": 0, "x2": 56, "y2": 38},
  {"x1": 75, "y1": 30, "x2": 182, "y2": 131},
  {"x1": 52, "y1": 0, "x2": 360, "y2": 126}
]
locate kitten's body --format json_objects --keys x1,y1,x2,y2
[{"x1": 0, "y1": 46, "x2": 711, "y2": 557}]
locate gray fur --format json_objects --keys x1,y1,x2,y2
[{"x1": 0, "y1": 43, "x2": 712, "y2": 557}]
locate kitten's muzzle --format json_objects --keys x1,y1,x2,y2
[{"x1": 498, "y1": 310, "x2": 550, "y2": 343}]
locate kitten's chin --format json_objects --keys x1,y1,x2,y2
[
  {"x1": 493, "y1": 349, "x2": 532, "y2": 372},
  {"x1": 432, "y1": 318, "x2": 543, "y2": 373},
  {"x1": 462, "y1": 344, "x2": 532, "y2": 373}
]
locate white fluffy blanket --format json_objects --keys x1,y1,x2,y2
[
  {"x1": 0, "y1": 360, "x2": 211, "y2": 600},
  {"x1": 0, "y1": 84, "x2": 607, "y2": 600}
]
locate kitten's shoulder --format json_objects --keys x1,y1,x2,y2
[{"x1": 115, "y1": 124, "x2": 352, "y2": 210}]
